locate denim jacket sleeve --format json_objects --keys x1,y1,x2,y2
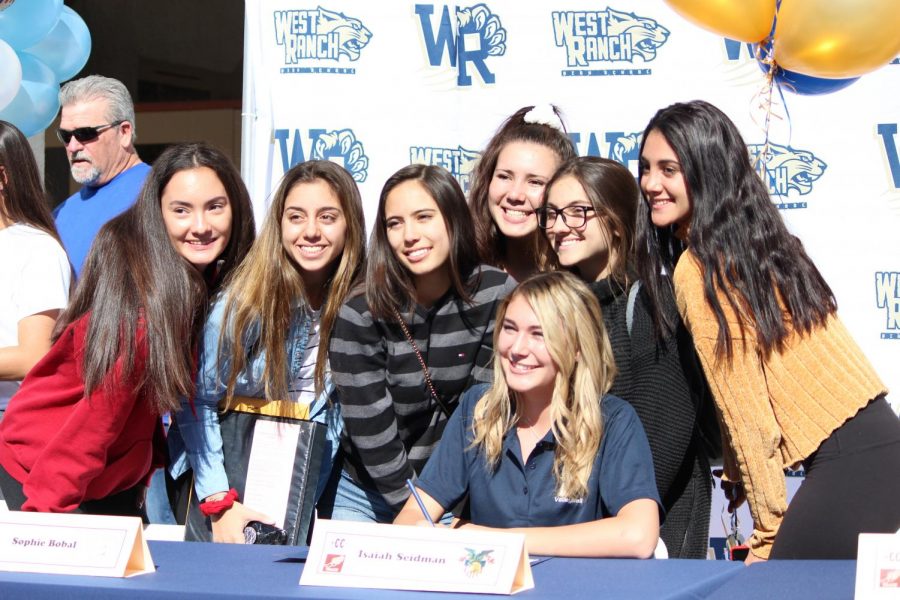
[{"x1": 171, "y1": 297, "x2": 232, "y2": 500}]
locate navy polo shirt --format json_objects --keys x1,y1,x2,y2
[{"x1": 416, "y1": 383, "x2": 663, "y2": 528}]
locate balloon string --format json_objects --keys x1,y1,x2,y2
[{"x1": 750, "y1": 37, "x2": 793, "y2": 186}]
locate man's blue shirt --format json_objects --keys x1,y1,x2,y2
[{"x1": 54, "y1": 162, "x2": 150, "y2": 278}]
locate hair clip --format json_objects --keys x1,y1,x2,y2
[{"x1": 523, "y1": 104, "x2": 565, "y2": 133}]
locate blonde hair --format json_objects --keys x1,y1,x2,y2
[
  {"x1": 218, "y1": 161, "x2": 366, "y2": 408},
  {"x1": 471, "y1": 271, "x2": 617, "y2": 499}
]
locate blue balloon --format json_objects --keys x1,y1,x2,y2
[
  {"x1": 771, "y1": 67, "x2": 859, "y2": 96},
  {"x1": 0, "y1": 0, "x2": 63, "y2": 50},
  {"x1": 753, "y1": 41, "x2": 860, "y2": 96},
  {"x1": 0, "y1": 38, "x2": 22, "y2": 112},
  {"x1": 24, "y1": 6, "x2": 92, "y2": 82},
  {"x1": 0, "y1": 52, "x2": 60, "y2": 137}
]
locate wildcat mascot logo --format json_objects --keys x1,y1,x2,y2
[
  {"x1": 551, "y1": 8, "x2": 669, "y2": 76},
  {"x1": 747, "y1": 142, "x2": 826, "y2": 208},
  {"x1": 415, "y1": 3, "x2": 507, "y2": 86},
  {"x1": 409, "y1": 145, "x2": 481, "y2": 192},
  {"x1": 607, "y1": 132, "x2": 642, "y2": 164},
  {"x1": 274, "y1": 127, "x2": 369, "y2": 182},
  {"x1": 273, "y1": 7, "x2": 372, "y2": 74},
  {"x1": 875, "y1": 271, "x2": 900, "y2": 340},
  {"x1": 566, "y1": 130, "x2": 642, "y2": 171}
]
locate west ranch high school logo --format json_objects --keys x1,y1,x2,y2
[
  {"x1": 415, "y1": 3, "x2": 507, "y2": 86},
  {"x1": 272, "y1": 7, "x2": 373, "y2": 74},
  {"x1": 274, "y1": 127, "x2": 369, "y2": 182},
  {"x1": 875, "y1": 271, "x2": 900, "y2": 340},
  {"x1": 551, "y1": 8, "x2": 670, "y2": 77},
  {"x1": 747, "y1": 142, "x2": 827, "y2": 210},
  {"x1": 409, "y1": 144, "x2": 481, "y2": 192}
]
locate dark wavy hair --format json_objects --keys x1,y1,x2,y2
[
  {"x1": 53, "y1": 142, "x2": 255, "y2": 414},
  {"x1": 0, "y1": 120, "x2": 62, "y2": 244},
  {"x1": 635, "y1": 100, "x2": 836, "y2": 360},
  {"x1": 544, "y1": 156, "x2": 639, "y2": 285},
  {"x1": 366, "y1": 164, "x2": 480, "y2": 319},
  {"x1": 469, "y1": 105, "x2": 576, "y2": 270}
]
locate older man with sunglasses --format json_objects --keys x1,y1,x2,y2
[{"x1": 53, "y1": 75, "x2": 149, "y2": 277}]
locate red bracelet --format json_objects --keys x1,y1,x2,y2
[{"x1": 199, "y1": 488, "x2": 239, "y2": 516}]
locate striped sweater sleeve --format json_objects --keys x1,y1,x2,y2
[{"x1": 329, "y1": 296, "x2": 414, "y2": 509}]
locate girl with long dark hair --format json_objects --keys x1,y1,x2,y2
[
  {"x1": 636, "y1": 100, "x2": 900, "y2": 561},
  {"x1": 169, "y1": 160, "x2": 366, "y2": 541},
  {"x1": 0, "y1": 121, "x2": 70, "y2": 416},
  {"x1": 0, "y1": 143, "x2": 254, "y2": 514},
  {"x1": 327, "y1": 164, "x2": 514, "y2": 522},
  {"x1": 469, "y1": 105, "x2": 576, "y2": 282},
  {"x1": 395, "y1": 272, "x2": 661, "y2": 558},
  {"x1": 539, "y1": 156, "x2": 712, "y2": 558}
]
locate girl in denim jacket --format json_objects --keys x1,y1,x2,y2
[{"x1": 169, "y1": 161, "x2": 366, "y2": 542}]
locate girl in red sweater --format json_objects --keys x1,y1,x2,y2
[{"x1": 0, "y1": 143, "x2": 254, "y2": 514}]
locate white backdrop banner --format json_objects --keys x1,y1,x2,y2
[{"x1": 241, "y1": 0, "x2": 899, "y2": 551}]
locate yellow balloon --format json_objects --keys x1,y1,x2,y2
[
  {"x1": 775, "y1": 0, "x2": 900, "y2": 78},
  {"x1": 665, "y1": 0, "x2": 776, "y2": 43}
]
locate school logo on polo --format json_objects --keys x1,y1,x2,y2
[
  {"x1": 273, "y1": 7, "x2": 372, "y2": 74},
  {"x1": 747, "y1": 143, "x2": 826, "y2": 209},
  {"x1": 415, "y1": 3, "x2": 507, "y2": 86},
  {"x1": 409, "y1": 145, "x2": 481, "y2": 192},
  {"x1": 876, "y1": 124, "x2": 900, "y2": 189},
  {"x1": 551, "y1": 8, "x2": 670, "y2": 76},
  {"x1": 875, "y1": 271, "x2": 900, "y2": 340},
  {"x1": 274, "y1": 127, "x2": 369, "y2": 182}
]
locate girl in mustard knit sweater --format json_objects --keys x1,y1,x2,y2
[{"x1": 634, "y1": 100, "x2": 900, "y2": 562}]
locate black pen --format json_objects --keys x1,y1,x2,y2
[{"x1": 406, "y1": 479, "x2": 435, "y2": 527}]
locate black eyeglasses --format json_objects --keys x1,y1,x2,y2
[
  {"x1": 536, "y1": 205, "x2": 596, "y2": 229},
  {"x1": 56, "y1": 121, "x2": 123, "y2": 145}
]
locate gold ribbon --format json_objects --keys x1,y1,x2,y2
[{"x1": 226, "y1": 396, "x2": 310, "y2": 420}]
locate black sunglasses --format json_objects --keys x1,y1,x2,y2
[{"x1": 56, "y1": 120, "x2": 123, "y2": 145}]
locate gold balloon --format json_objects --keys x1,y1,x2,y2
[
  {"x1": 774, "y1": 0, "x2": 900, "y2": 78},
  {"x1": 665, "y1": 0, "x2": 776, "y2": 43}
]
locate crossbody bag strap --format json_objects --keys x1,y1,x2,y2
[{"x1": 394, "y1": 311, "x2": 451, "y2": 418}]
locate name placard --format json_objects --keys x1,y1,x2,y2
[
  {"x1": 301, "y1": 519, "x2": 534, "y2": 595},
  {"x1": 855, "y1": 533, "x2": 900, "y2": 599},
  {"x1": 0, "y1": 512, "x2": 154, "y2": 578}
]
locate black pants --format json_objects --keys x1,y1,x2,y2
[
  {"x1": 770, "y1": 396, "x2": 900, "y2": 559},
  {"x1": 0, "y1": 462, "x2": 144, "y2": 518}
]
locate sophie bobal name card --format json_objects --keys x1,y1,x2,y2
[{"x1": 0, "y1": 512, "x2": 153, "y2": 577}]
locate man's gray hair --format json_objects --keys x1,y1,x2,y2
[{"x1": 59, "y1": 75, "x2": 137, "y2": 140}]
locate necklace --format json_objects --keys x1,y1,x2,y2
[{"x1": 518, "y1": 415, "x2": 544, "y2": 446}]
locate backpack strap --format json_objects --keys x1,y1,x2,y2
[{"x1": 626, "y1": 280, "x2": 642, "y2": 336}]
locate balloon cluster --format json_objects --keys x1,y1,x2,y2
[
  {"x1": 665, "y1": 0, "x2": 899, "y2": 95},
  {"x1": 0, "y1": 0, "x2": 91, "y2": 136}
]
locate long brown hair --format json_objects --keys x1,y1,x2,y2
[
  {"x1": 468, "y1": 105, "x2": 576, "y2": 271},
  {"x1": 0, "y1": 120, "x2": 62, "y2": 243},
  {"x1": 635, "y1": 101, "x2": 835, "y2": 359},
  {"x1": 219, "y1": 161, "x2": 366, "y2": 406},
  {"x1": 366, "y1": 164, "x2": 480, "y2": 320},
  {"x1": 53, "y1": 143, "x2": 254, "y2": 414}
]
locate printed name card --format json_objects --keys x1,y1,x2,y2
[
  {"x1": 0, "y1": 512, "x2": 154, "y2": 578},
  {"x1": 301, "y1": 519, "x2": 534, "y2": 595},
  {"x1": 855, "y1": 533, "x2": 900, "y2": 599}
]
